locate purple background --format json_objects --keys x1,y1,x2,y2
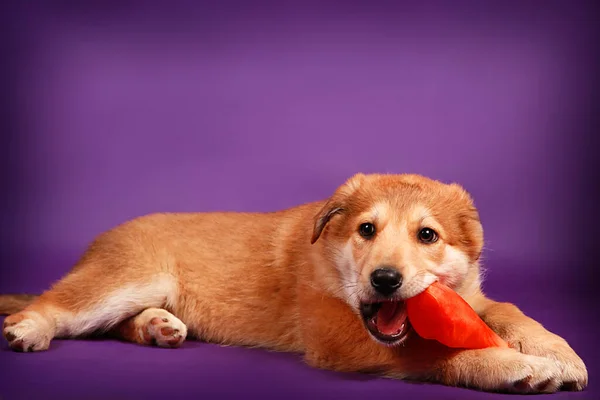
[{"x1": 1, "y1": 1, "x2": 598, "y2": 399}]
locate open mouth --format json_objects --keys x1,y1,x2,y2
[{"x1": 359, "y1": 301, "x2": 411, "y2": 345}]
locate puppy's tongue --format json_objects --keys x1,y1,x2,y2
[{"x1": 376, "y1": 302, "x2": 407, "y2": 336}]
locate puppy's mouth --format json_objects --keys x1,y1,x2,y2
[{"x1": 359, "y1": 301, "x2": 411, "y2": 345}]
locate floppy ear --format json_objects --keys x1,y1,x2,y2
[
  {"x1": 449, "y1": 183, "x2": 484, "y2": 261},
  {"x1": 311, "y1": 201, "x2": 344, "y2": 244},
  {"x1": 311, "y1": 173, "x2": 365, "y2": 244}
]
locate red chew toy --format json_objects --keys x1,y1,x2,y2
[{"x1": 406, "y1": 282, "x2": 508, "y2": 349}]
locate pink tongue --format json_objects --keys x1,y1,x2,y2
[{"x1": 377, "y1": 302, "x2": 406, "y2": 335}]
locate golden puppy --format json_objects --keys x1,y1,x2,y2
[{"x1": 0, "y1": 173, "x2": 587, "y2": 393}]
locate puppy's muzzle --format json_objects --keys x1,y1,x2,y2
[{"x1": 360, "y1": 266, "x2": 411, "y2": 345}]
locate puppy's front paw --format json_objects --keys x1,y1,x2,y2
[
  {"x1": 499, "y1": 352, "x2": 564, "y2": 394},
  {"x1": 458, "y1": 349, "x2": 564, "y2": 394},
  {"x1": 3, "y1": 312, "x2": 53, "y2": 352},
  {"x1": 504, "y1": 329, "x2": 587, "y2": 391}
]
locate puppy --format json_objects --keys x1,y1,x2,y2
[{"x1": 1, "y1": 173, "x2": 587, "y2": 393}]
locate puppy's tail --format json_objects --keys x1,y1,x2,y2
[{"x1": 0, "y1": 294, "x2": 38, "y2": 315}]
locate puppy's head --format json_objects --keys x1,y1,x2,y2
[{"x1": 311, "y1": 173, "x2": 483, "y2": 346}]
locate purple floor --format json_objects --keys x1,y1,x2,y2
[{"x1": 0, "y1": 262, "x2": 595, "y2": 400}]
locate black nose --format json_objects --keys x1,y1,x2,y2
[{"x1": 370, "y1": 267, "x2": 402, "y2": 296}]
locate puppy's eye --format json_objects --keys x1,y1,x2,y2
[
  {"x1": 359, "y1": 223, "x2": 376, "y2": 238},
  {"x1": 418, "y1": 227, "x2": 438, "y2": 244}
]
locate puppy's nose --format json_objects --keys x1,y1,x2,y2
[{"x1": 370, "y1": 267, "x2": 402, "y2": 296}]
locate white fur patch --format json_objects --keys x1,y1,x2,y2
[
  {"x1": 369, "y1": 202, "x2": 389, "y2": 222},
  {"x1": 435, "y1": 245, "x2": 471, "y2": 290},
  {"x1": 399, "y1": 272, "x2": 438, "y2": 299},
  {"x1": 56, "y1": 274, "x2": 178, "y2": 337},
  {"x1": 332, "y1": 241, "x2": 361, "y2": 307}
]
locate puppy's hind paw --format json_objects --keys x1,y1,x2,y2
[
  {"x1": 137, "y1": 308, "x2": 187, "y2": 348},
  {"x1": 3, "y1": 312, "x2": 53, "y2": 352}
]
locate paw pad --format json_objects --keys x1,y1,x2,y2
[{"x1": 140, "y1": 312, "x2": 186, "y2": 348}]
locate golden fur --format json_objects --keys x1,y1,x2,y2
[{"x1": 1, "y1": 173, "x2": 588, "y2": 393}]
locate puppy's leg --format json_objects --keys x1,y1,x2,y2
[
  {"x1": 418, "y1": 344, "x2": 566, "y2": 393},
  {"x1": 2, "y1": 269, "x2": 178, "y2": 352},
  {"x1": 110, "y1": 308, "x2": 187, "y2": 348},
  {"x1": 469, "y1": 294, "x2": 588, "y2": 391},
  {"x1": 306, "y1": 334, "x2": 566, "y2": 393}
]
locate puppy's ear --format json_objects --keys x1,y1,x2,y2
[
  {"x1": 311, "y1": 173, "x2": 366, "y2": 244},
  {"x1": 449, "y1": 183, "x2": 484, "y2": 261},
  {"x1": 311, "y1": 201, "x2": 344, "y2": 244}
]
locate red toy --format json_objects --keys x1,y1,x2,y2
[{"x1": 405, "y1": 281, "x2": 508, "y2": 349}]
